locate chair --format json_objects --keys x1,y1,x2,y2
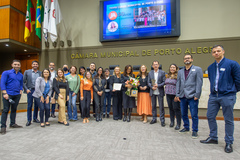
[
  {"x1": 132, "y1": 65, "x2": 141, "y2": 72},
  {"x1": 178, "y1": 66, "x2": 184, "y2": 70},
  {"x1": 109, "y1": 65, "x2": 119, "y2": 75}
]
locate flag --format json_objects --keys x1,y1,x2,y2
[
  {"x1": 35, "y1": 0, "x2": 44, "y2": 40},
  {"x1": 24, "y1": 0, "x2": 36, "y2": 42},
  {"x1": 48, "y1": 0, "x2": 62, "y2": 42},
  {"x1": 43, "y1": 0, "x2": 50, "y2": 41}
]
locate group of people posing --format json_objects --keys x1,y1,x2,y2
[{"x1": 1, "y1": 45, "x2": 240, "y2": 153}]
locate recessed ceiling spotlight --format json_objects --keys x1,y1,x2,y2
[
  {"x1": 24, "y1": 49, "x2": 27, "y2": 52},
  {"x1": 5, "y1": 44, "x2": 9, "y2": 47}
]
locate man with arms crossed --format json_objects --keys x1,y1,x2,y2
[
  {"x1": 1, "y1": 60, "x2": 23, "y2": 135},
  {"x1": 24, "y1": 61, "x2": 42, "y2": 126},
  {"x1": 200, "y1": 45, "x2": 240, "y2": 153},
  {"x1": 176, "y1": 54, "x2": 203, "y2": 138}
]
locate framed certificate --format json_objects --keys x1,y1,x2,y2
[{"x1": 113, "y1": 83, "x2": 122, "y2": 91}]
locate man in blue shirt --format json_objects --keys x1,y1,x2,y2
[
  {"x1": 200, "y1": 45, "x2": 240, "y2": 153},
  {"x1": 1, "y1": 60, "x2": 23, "y2": 135}
]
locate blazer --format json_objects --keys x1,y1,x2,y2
[
  {"x1": 23, "y1": 69, "x2": 42, "y2": 93},
  {"x1": 176, "y1": 65, "x2": 203, "y2": 99},
  {"x1": 148, "y1": 70, "x2": 165, "y2": 96},
  {"x1": 93, "y1": 77, "x2": 106, "y2": 92},
  {"x1": 32, "y1": 77, "x2": 53, "y2": 98}
]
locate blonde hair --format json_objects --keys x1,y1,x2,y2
[
  {"x1": 137, "y1": 65, "x2": 148, "y2": 77},
  {"x1": 113, "y1": 67, "x2": 121, "y2": 76},
  {"x1": 56, "y1": 68, "x2": 67, "y2": 82},
  {"x1": 84, "y1": 71, "x2": 92, "y2": 84}
]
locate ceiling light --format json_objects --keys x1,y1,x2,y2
[
  {"x1": 5, "y1": 44, "x2": 9, "y2": 47},
  {"x1": 24, "y1": 49, "x2": 27, "y2": 52}
]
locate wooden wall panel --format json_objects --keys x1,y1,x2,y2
[
  {"x1": 0, "y1": 0, "x2": 10, "y2": 6},
  {"x1": 9, "y1": 8, "x2": 41, "y2": 49},
  {"x1": 10, "y1": 0, "x2": 27, "y2": 13},
  {"x1": 0, "y1": 8, "x2": 10, "y2": 39}
]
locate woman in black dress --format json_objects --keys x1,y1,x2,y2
[
  {"x1": 110, "y1": 67, "x2": 123, "y2": 120},
  {"x1": 121, "y1": 65, "x2": 136, "y2": 122}
]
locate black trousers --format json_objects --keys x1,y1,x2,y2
[
  {"x1": 94, "y1": 92, "x2": 105, "y2": 116},
  {"x1": 1, "y1": 94, "x2": 21, "y2": 128},
  {"x1": 166, "y1": 94, "x2": 181, "y2": 125},
  {"x1": 78, "y1": 90, "x2": 82, "y2": 118},
  {"x1": 151, "y1": 94, "x2": 165, "y2": 123},
  {"x1": 112, "y1": 91, "x2": 122, "y2": 120},
  {"x1": 81, "y1": 90, "x2": 91, "y2": 118}
]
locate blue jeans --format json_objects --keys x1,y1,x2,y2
[
  {"x1": 27, "y1": 89, "x2": 39, "y2": 122},
  {"x1": 207, "y1": 95, "x2": 236, "y2": 144},
  {"x1": 34, "y1": 96, "x2": 50, "y2": 123},
  {"x1": 180, "y1": 97, "x2": 199, "y2": 132},
  {"x1": 68, "y1": 91, "x2": 78, "y2": 120},
  {"x1": 103, "y1": 92, "x2": 111, "y2": 114}
]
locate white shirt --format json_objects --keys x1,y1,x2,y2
[
  {"x1": 153, "y1": 70, "x2": 160, "y2": 95},
  {"x1": 50, "y1": 70, "x2": 56, "y2": 81}
]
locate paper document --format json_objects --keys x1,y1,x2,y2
[{"x1": 113, "y1": 83, "x2": 122, "y2": 91}]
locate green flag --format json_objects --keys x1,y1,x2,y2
[{"x1": 36, "y1": 0, "x2": 44, "y2": 40}]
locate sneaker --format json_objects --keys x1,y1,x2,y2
[
  {"x1": 192, "y1": 131, "x2": 198, "y2": 139},
  {"x1": 179, "y1": 128, "x2": 189, "y2": 133}
]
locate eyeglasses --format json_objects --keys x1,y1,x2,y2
[{"x1": 184, "y1": 57, "x2": 191, "y2": 60}]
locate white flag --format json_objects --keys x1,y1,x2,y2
[
  {"x1": 43, "y1": 0, "x2": 50, "y2": 41},
  {"x1": 48, "y1": 0, "x2": 62, "y2": 42}
]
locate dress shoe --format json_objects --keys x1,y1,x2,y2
[
  {"x1": 169, "y1": 122, "x2": 174, "y2": 127},
  {"x1": 10, "y1": 124, "x2": 23, "y2": 128},
  {"x1": 0, "y1": 128, "x2": 6, "y2": 135},
  {"x1": 58, "y1": 121, "x2": 64, "y2": 124},
  {"x1": 179, "y1": 128, "x2": 189, "y2": 133},
  {"x1": 52, "y1": 114, "x2": 56, "y2": 118},
  {"x1": 26, "y1": 121, "x2": 31, "y2": 126},
  {"x1": 33, "y1": 119, "x2": 40, "y2": 123},
  {"x1": 64, "y1": 122, "x2": 69, "y2": 126},
  {"x1": 161, "y1": 122, "x2": 166, "y2": 127},
  {"x1": 192, "y1": 131, "x2": 198, "y2": 139},
  {"x1": 150, "y1": 119, "x2": 157, "y2": 124},
  {"x1": 200, "y1": 137, "x2": 218, "y2": 144},
  {"x1": 107, "y1": 114, "x2": 110, "y2": 118},
  {"x1": 41, "y1": 124, "x2": 45, "y2": 127},
  {"x1": 225, "y1": 143, "x2": 233, "y2": 153},
  {"x1": 175, "y1": 125, "x2": 180, "y2": 130},
  {"x1": 46, "y1": 123, "x2": 50, "y2": 126}
]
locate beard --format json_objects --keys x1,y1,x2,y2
[{"x1": 184, "y1": 61, "x2": 192, "y2": 65}]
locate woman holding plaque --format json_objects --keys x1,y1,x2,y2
[
  {"x1": 93, "y1": 67, "x2": 106, "y2": 122},
  {"x1": 121, "y1": 65, "x2": 136, "y2": 122},
  {"x1": 165, "y1": 64, "x2": 181, "y2": 130},
  {"x1": 110, "y1": 67, "x2": 123, "y2": 120},
  {"x1": 137, "y1": 65, "x2": 152, "y2": 123},
  {"x1": 80, "y1": 71, "x2": 93, "y2": 123}
]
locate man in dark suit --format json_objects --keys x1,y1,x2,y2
[
  {"x1": 176, "y1": 54, "x2": 203, "y2": 138},
  {"x1": 148, "y1": 61, "x2": 166, "y2": 127},
  {"x1": 23, "y1": 61, "x2": 42, "y2": 126}
]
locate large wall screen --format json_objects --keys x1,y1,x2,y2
[{"x1": 100, "y1": 0, "x2": 180, "y2": 42}]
